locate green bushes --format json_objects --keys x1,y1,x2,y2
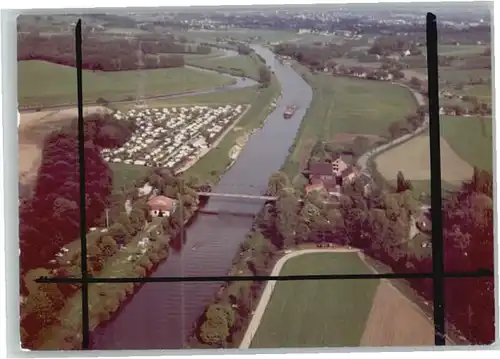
[
  {"x1": 199, "y1": 304, "x2": 236, "y2": 346},
  {"x1": 22, "y1": 165, "x2": 200, "y2": 349}
]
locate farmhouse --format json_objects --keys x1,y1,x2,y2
[
  {"x1": 148, "y1": 195, "x2": 177, "y2": 218},
  {"x1": 304, "y1": 153, "x2": 373, "y2": 196},
  {"x1": 306, "y1": 156, "x2": 353, "y2": 192}
]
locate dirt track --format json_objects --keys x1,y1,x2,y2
[{"x1": 374, "y1": 135, "x2": 473, "y2": 182}]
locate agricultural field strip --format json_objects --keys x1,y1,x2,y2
[
  {"x1": 17, "y1": 60, "x2": 245, "y2": 110},
  {"x1": 102, "y1": 104, "x2": 247, "y2": 169},
  {"x1": 356, "y1": 83, "x2": 428, "y2": 173},
  {"x1": 240, "y1": 249, "x2": 455, "y2": 348},
  {"x1": 240, "y1": 248, "x2": 356, "y2": 349}
]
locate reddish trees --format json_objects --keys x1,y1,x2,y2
[{"x1": 19, "y1": 114, "x2": 135, "y2": 274}]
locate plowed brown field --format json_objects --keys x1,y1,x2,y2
[{"x1": 360, "y1": 280, "x2": 454, "y2": 346}]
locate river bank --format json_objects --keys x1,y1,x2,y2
[
  {"x1": 183, "y1": 75, "x2": 282, "y2": 184},
  {"x1": 183, "y1": 64, "x2": 432, "y2": 350},
  {"x1": 28, "y1": 198, "x2": 199, "y2": 350},
  {"x1": 175, "y1": 104, "x2": 252, "y2": 175},
  {"x1": 87, "y1": 44, "x2": 313, "y2": 350}
]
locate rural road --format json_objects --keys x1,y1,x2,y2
[
  {"x1": 239, "y1": 248, "x2": 360, "y2": 349},
  {"x1": 239, "y1": 247, "x2": 456, "y2": 348},
  {"x1": 353, "y1": 82, "x2": 430, "y2": 237}
]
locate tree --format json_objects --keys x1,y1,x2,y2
[
  {"x1": 382, "y1": 193, "x2": 402, "y2": 221},
  {"x1": 99, "y1": 235, "x2": 118, "y2": 258},
  {"x1": 116, "y1": 212, "x2": 135, "y2": 237},
  {"x1": 199, "y1": 303, "x2": 235, "y2": 347},
  {"x1": 351, "y1": 136, "x2": 370, "y2": 157},
  {"x1": 388, "y1": 121, "x2": 403, "y2": 139},
  {"x1": 406, "y1": 113, "x2": 422, "y2": 130},
  {"x1": 258, "y1": 65, "x2": 272, "y2": 87},
  {"x1": 396, "y1": 171, "x2": 413, "y2": 193},
  {"x1": 275, "y1": 189, "x2": 301, "y2": 248},
  {"x1": 96, "y1": 97, "x2": 109, "y2": 106},
  {"x1": 409, "y1": 76, "x2": 422, "y2": 88},
  {"x1": 129, "y1": 207, "x2": 146, "y2": 233},
  {"x1": 267, "y1": 171, "x2": 291, "y2": 196},
  {"x1": 367, "y1": 208, "x2": 389, "y2": 251}
]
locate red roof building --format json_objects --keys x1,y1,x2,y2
[{"x1": 147, "y1": 195, "x2": 177, "y2": 218}]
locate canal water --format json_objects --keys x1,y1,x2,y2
[{"x1": 90, "y1": 45, "x2": 313, "y2": 349}]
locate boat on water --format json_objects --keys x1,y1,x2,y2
[{"x1": 283, "y1": 105, "x2": 297, "y2": 119}]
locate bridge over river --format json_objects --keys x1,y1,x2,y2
[
  {"x1": 197, "y1": 192, "x2": 278, "y2": 201},
  {"x1": 90, "y1": 44, "x2": 313, "y2": 350}
]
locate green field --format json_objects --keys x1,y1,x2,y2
[
  {"x1": 186, "y1": 54, "x2": 263, "y2": 80},
  {"x1": 437, "y1": 44, "x2": 488, "y2": 56},
  {"x1": 173, "y1": 28, "x2": 299, "y2": 44},
  {"x1": 181, "y1": 51, "x2": 227, "y2": 61},
  {"x1": 385, "y1": 115, "x2": 492, "y2": 202},
  {"x1": 115, "y1": 83, "x2": 261, "y2": 111},
  {"x1": 103, "y1": 27, "x2": 150, "y2": 35},
  {"x1": 111, "y1": 79, "x2": 280, "y2": 189},
  {"x1": 109, "y1": 163, "x2": 153, "y2": 191},
  {"x1": 405, "y1": 67, "x2": 491, "y2": 87},
  {"x1": 441, "y1": 115, "x2": 493, "y2": 171},
  {"x1": 283, "y1": 64, "x2": 417, "y2": 178},
  {"x1": 250, "y1": 252, "x2": 379, "y2": 348},
  {"x1": 439, "y1": 68, "x2": 491, "y2": 86},
  {"x1": 465, "y1": 84, "x2": 492, "y2": 104},
  {"x1": 18, "y1": 60, "x2": 235, "y2": 108},
  {"x1": 293, "y1": 33, "x2": 347, "y2": 45}
]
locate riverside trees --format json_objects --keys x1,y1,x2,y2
[
  {"x1": 189, "y1": 167, "x2": 494, "y2": 348},
  {"x1": 19, "y1": 111, "x2": 202, "y2": 348}
]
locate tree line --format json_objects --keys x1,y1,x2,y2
[
  {"x1": 18, "y1": 33, "x2": 213, "y2": 71},
  {"x1": 186, "y1": 162, "x2": 493, "y2": 348},
  {"x1": 19, "y1": 113, "x2": 135, "y2": 276}
]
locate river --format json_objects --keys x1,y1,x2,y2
[{"x1": 89, "y1": 45, "x2": 313, "y2": 349}]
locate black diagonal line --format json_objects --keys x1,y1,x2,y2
[
  {"x1": 75, "y1": 19, "x2": 90, "y2": 350},
  {"x1": 426, "y1": 12, "x2": 446, "y2": 346},
  {"x1": 35, "y1": 268, "x2": 494, "y2": 284}
]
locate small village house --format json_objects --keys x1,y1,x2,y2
[{"x1": 148, "y1": 195, "x2": 177, "y2": 218}]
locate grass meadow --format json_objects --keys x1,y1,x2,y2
[
  {"x1": 18, "y1": 60, "x2": 234, "y2": 108},
  {"x1": 250, "y1": 252, "x2": 379, "y2": 348}
]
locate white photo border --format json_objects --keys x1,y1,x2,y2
[{"x1": 1, "y1": 0, "x2": 499, "y2": 358}]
